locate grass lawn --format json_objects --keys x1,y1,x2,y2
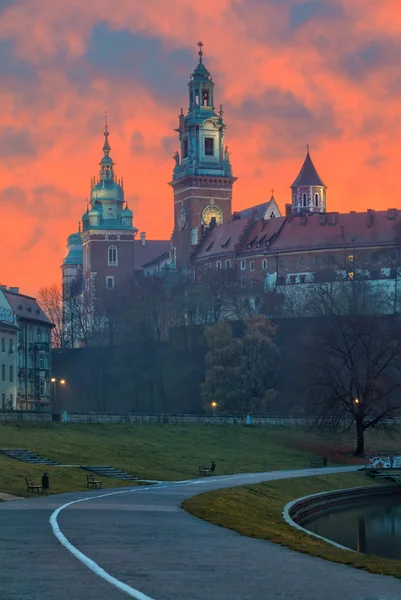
[
  {"x1": 0, "y1": 422, "x2": 399, "y2": 498},
  {"x1": 183, "y1": 472, "x2": 401, "y2": 579}
]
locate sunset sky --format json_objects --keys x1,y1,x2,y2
[{"x1": 0, "y1": 0, "x2": 400, "y2": 295}]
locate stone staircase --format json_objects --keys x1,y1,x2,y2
[
  {"x1": 0, "y1": 448, "x2": 140, "y2": 481},
  {"x1": 0, "y1": 448, "x2": 58, "y2": 466},
  {"x1": 84, "y1": 466, "x2": 138, "y2": 481}
]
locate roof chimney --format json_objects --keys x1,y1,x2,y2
[
  {"x1": 329, "y1": 212, "x2": 338, "y2": 226},
  {"x1": 367, "y1": 209, "x2": 374, "y2": 228},
  {"x1": 0, "y1": 285, "x2": 6, "y2": 290},
  {"x1": 232, "y1": 211, "x2": 241, "y2": 221},
  {"x1": 285, "y1": 204, "x2": 292, "y2": 217},
  {"x1": 9, "y1": 287, "x2": 19, "y2": 294},
  {"x1": 388, "y1": 208, "x2": 397, "y2": 220},
  {"x1": 319, "y1": 213, "x2": 327, "y2": 225},
  {"x1": 140, "y1": 232, "x2": 146, "y2": 247}
]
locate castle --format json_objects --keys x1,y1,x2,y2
[{"x1": 62, "y1": 43, "x2": 401, "y2": 338}]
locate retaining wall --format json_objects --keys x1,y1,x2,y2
[{"x1": 0, "y1": 411, "x2": 313, "y2": 425}]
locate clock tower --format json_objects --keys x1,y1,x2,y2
[{"x1": 170, "y1": 42, "x2": 237, "y2": 271}]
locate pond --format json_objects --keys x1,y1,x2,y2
[{"x1": 301, "y1": 495, "x2": 401, "y2": 559}]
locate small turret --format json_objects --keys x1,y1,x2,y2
[{"x1": 291, "y1": 146, "x2": 327, "y2": 214}]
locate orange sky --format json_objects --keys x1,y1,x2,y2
[{"x1": 0, "y1": 0, "x2": 400, "y2": 296}]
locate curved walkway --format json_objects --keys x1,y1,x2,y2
[{"x1": 1, "y1": 466, "x2": 400, "y2": 600}]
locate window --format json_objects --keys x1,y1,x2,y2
[
  {"x1": 9, "y1": 365, "x2": 13, "y2": 382},
  {"x1": 195, "y1": 89, "x2": 199, "y2": 104},
  {"x1": 315, "y1": 193, "x2": 319, "y2": 207},
  {"x1": 225, "y1": 259, "x2": 232, "y2": 269},
  {"x1": 315, "y1": 256, "x2": 321, "y2": 265},
  {"x1": 39, "y1": 379, "x2": 44, "y2": 397},
  {"x1": 250, "y1": 261, "x2": 255, "y2": 272},
  {"x1": 18, "y1": 350, "x2": 24, "y2": 368},
  {"x1": 39, "y1": 354, "x2": 44, "y2": 369},
  {"x1": 117, "y1": 235, "x2": 120, "y2": 241},
  {"x1": 1, "y1": 364, "x2": 4, "y2": 381},
  {"x1": 108, "y1": 208, "x2": 113, "y2": 217},
  {"x1": 241, "y1": 277, "x2": 246, "y2": 288},
  {"x1": 299, "y1": 258, "x2": 306, "y2": 266},
  {"x1": 28, "y1": 327, "x2": 33, "y2": 343},
  {"x1": 9, "y1": 393, "x2": 13, "y2": 407},
  {"x1": 183, "y1": 138, "x2": 188, "y2": 159},
  {"x1": 108, "y1": 245, "x2": 118, "y2": 266},
  {"x1": 106, "y1": 276, "x2": 115, "y2": 290},
  {"x1": 45, "y1": 354, "x2": 49, "y2": 369},
  {"x1": 279, "y1": 259, "x2": 284, "y2": 267},
  {"x1": 240, "y1": 260, "x2": 246, "y2": 270},
  {"x1": 391, "y1": 251, "x2": 398, "y2": 261},
  {"x1": 45, "y1": 329, "x2": 50, "y2": 342},
  {"x1": 37, "y1": 328, "x2": 42, "y2": 342},
  {"x1": 262, "y1": 259, "x2": 268, "y2": 270},
  {"x1": 216, "y1": 261, "x2": 221, "y2": 270},
  {"x1": 302, "y1": 193, "x2": 307, "y2": 207},
  {"x1": 28, "y1": 353, "x2": 33, "y2": 368},
  {"x1": 299, "y1": 275, "x2": 306, "y2": 283},
  {"x1": 202, "y1": 90, "x2": 209, "y2": 106},
  {"x1": 289, "y1": 275, "x2": 296, "y2": 284},
  {"x1": 204, "y1": 137, "x2": 214, "y2": 156},
  {"x1": 105, "y1": 234, "x2": 109, "y2": 240}
]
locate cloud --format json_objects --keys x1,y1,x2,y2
[
  {"x1": 84, "y1": 24, "x2": 194, "y2": 104},
  {"x1": 19, "y1": 225, "x2": 45, "y2": 254},
  {"x1": 0, "y1": 126, "x2": 35, "y2": 158},
  {"x1": 290, "y1": 1, "x2": 344, "y2": 29}
]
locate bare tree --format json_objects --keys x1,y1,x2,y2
[
  {"x1": 38, "y1": 284, "x2": 63, "y2": 347},
  {"x1": 305, "y1": 314, "x2": 401, "y2": 455}
]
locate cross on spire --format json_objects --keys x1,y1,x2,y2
[
  {"x1": 105, "y1": 111, "x2": 108, "y2": 133},
  {"x1": 306, "y1": 143, "x2": 310, "y2": 153},
  {"x1": 270, "y1": 188, "x2": 275, "y2": 196},
  {"x1": 197, "y1": 40, "x2": 204, "y2": 63}
]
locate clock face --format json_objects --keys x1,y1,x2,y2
[
  {"x1": 202, "y1": 204, "x2": 223, "y2": 226},
  {"x1": 177, "y1": 205, "x2": 187, "y2": 230}
]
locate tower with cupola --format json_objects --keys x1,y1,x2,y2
[
  {"x1": 291, "y1": 146, "x2": 327, "y2": 214},
  {"x1": 80, "y1": 117, "x2": 137, "y2": 313},
  {"x1": 170, "y1": 42, "x2": 237, "y2": 271}
]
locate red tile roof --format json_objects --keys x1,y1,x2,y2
[
  {"x1": 134, "y1": 240, "x2": 170, "y2": 270},
  {"x1": 195, "y1": 219, "x2": 251, "y2": 260},
  {"x1": 241, "y1": 217, "x2": 286, "y2": 255},
  {"x1": 4, "y1": 291, "x2": 53, "y2": 325},
  {"x1": 268, "y1": 210, "x2": 399, "y2": 254}
]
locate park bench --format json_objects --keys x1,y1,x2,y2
[
  {"x1": 199, "y1": 461, "x2": 216, "y2": 477},
  {"x1": 309, "y1": 457, "x2": 327, "y2": 468},
  {"x1": 86, "y1": 474, "x2": 102, "y2": 489},
  {"x1": 25, "y1": 477, "x2": 44, "y2": 494}
]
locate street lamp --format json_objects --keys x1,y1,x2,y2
[
  {"x1": 51, "y1": 378, "x2": 67, "y2": 414},
  {"x1": 211, "y1": 401, "x2": 218, "y2": 409}
]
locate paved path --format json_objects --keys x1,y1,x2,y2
[{"x1": 1, "y1": 466, "x2": 400, "y2": 600}]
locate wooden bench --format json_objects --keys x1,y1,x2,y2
[
  {"x1": 199, "y1": 462, "x2": 216, "y2": 477},
  {"x1": 25, "y1": 477, "x2": 44, "y2": 494},
  {"x1": 86, "y1": 474, "x2": 102, "y2": 489},
  {"x1": 309, "y1": 457, "x2": 327, "y2": 468}
]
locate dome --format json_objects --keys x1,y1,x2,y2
[
  {"x1": 67, "y1": 232, "x2": 82, "y2": 246},
  {"x1": 121, "y1": 205, "x2": 133, "y2": 217},
  {"x1": 91, "y1": 179, "x2": 124, "y2": 202}
]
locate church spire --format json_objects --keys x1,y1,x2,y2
[
  {"x1": 99, "y1": 112, "x2": 115, "y2": 181},
  {"x1": 291, "y1": 146, "x2": 327, "y2": 214}
]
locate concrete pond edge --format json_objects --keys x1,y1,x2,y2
[{"x1": 283, "y1": 483, "x2": 400, "y2": 553}]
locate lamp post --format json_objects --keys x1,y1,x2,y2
[
  {"x1": 211, "y1": 401, "x2": 218, "y2": 418},
  {"x1": 51, "y1": 377, "x2": 67, "y2": 415}
]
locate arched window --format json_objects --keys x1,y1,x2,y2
[
  {"x1": 108, "y1": 208, "x2": 113, "y2": 217},
  {"x1": 302, "y1": 193, "x2": 307, "y2": 207},
  {"x1": 315, "y1": 193, "x2": 319, "y2": 207},
  {"x1": 108, "y1": 245, "x2": 118, "y2": 266}
]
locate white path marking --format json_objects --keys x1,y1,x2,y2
[
  {"x1": 50, "y1": 486, "x2": 158, "y2": 600},
  {"x1": 49, "y1": 468, "x2": 359, "y2": 599}
]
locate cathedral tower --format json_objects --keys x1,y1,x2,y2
[
  {"x1": 291, "y1": 146, "x2": 327, "y2": 214},
  {"x1": 80, "y1": 117, "x2": 137, "y2": 313},
  {"x1": 170, "y1": 42, "x2": 237, "y2": 271}
]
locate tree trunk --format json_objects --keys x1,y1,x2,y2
[{"x1": 355, "y1": 418, "x2": 365, "y2": 456}]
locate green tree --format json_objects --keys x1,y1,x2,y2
[
  {"x1": 201, "y1": 317, "x2": 279, "y2": 414},
  {"x1": 201, "y1": 322, "x2": 245, "y2": 413}
]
